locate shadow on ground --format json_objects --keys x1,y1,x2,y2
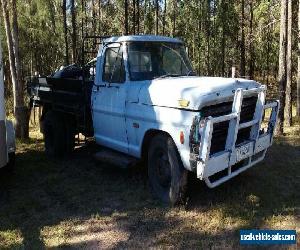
[{"x1": 0, "y1": 134, "x2": 299, "y2": 249}]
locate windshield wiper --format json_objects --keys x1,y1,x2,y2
[{"x1": 186, "y1": 70, "x2": 196, "y2": 76}]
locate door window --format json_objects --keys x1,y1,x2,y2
[{"x1": 103, "y1": 46, "x2": 125, "y2": 83}]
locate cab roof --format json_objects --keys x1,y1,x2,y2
[{"x1": 103, "y1": 35, "x2": 183, "y2": 44}]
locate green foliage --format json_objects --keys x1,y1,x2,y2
[
  {"x1": 17, "y1": 0, "x2": 65, "y2": 75},
  {"x1": 0, "y1": 0, "x2": 292, "y2": 89}
]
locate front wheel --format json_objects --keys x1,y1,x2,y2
[{"x1": 148, "y1": 134, "x2": 188, "y2": 206}]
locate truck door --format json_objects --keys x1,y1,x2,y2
[{"x1": 92, "y1": 43, "x2": 129, "y2": 153}]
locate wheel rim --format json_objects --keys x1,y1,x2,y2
[{"x1": 154, "y1": 148, "x2": 171, "y2": 188}]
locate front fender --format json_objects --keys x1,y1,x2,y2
[
  {"x1": 126, "y1": 103, "x2": 195, "y2": 172},
  {"x1": 154, "y1": 124, "x2": 193, "y2": 172}
]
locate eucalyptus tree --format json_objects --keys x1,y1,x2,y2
[
  {"x1": 1, "y1": 0, "x2": 29, "y2": 138},
  {"x1": 63, "y1": 0, "x2": 69, "y2": 65},
  {"x1": 125, "y1": 0, "x2": 128, "y2": 34},
  {"x1": 276, "y1": 0, "x2": 288, "y2": 135},
  {"x1": 297, "y1": 0, "x2": 300, "y2": 117},
  {"x1": 0, "y1": 0, "x2": 299, "y2": 132},
  {"x1": 284, "y1": 0, "x2": 292, "y2": 126},
  {"x1": 70, "y1": 0, "x2": 77, "y2": 63}
]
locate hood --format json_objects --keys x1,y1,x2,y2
[{"x1": 138, "y1": 76, "x2": 261, "y2": 110}]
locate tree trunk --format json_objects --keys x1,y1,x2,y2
[
  {"x1": 221, "y1": 30, "x2": 226, "y2": 77},
  {"x1": 136, "y1": 0, "x2": 140, "y2": 34},
  {"x1": 155, "y1": 0, "x2": 159, "y2": 35},
  {"x1": 284, "y1": 0, "x2": 292, "y2": 126},
  {"x1": 133, "y1": 0, "x2": 136, "y2": 34},
  {"x1": 62, "y1": 0, "x2": 69, "y2": 65},
  {"x1": 162, "y1": 0, "x2": 166, "y2": 35},
  {"x1": 98, "y1": 0, "x2": 102, "y2": 34},
  {"x1": 249, "y1": 1, "x2": 254, "y2": 79},
  {"x1": 240, "y1": 0, "x2": 246, "y2": 78},
  {"x1": 276, "y1": 0, "x2": 288, "y2": 135},
  {"x1": 172, "y1": 0, "x2": 176, "y2": 36},
  {"x1": 266, "y1": 28, "x2": 271, "y2": 85},
  {"x1": 47, "y1": 0, "x2": 56, "y2": 34},
  {"x1": 71, "y1": 0, "x2": 77, "y2": 63},
  {"x1": 11, "y1": 0, "x2": 29, "y2": 138},
  {"x1": 206, "y1": 0, "x2": 210, "y2": 75},
  {"x1": 1, "y1": 0, "x2": 29, "y2": 138},
  {"x1": 143, "y1": 0, "x2": 147, "y2": 33},
  {"x1": 197, "y1": 0, "x2": 202, "y2": 75},
  {"x1": 124, "y1": 0, "x2": 129, "y2": 35},
  {"x1": 1, "y1": 0, "x2": 16, "y2": 104},
  {"x1": 92, "y1": 0, "x2": 96, "y2": 32},
  {"x1": 81, "y1": 0, "x2": 84, "y2": 39},
  {"x1": 297, "y1": 0, "x2": 300, "y2": 117},
  {"x1": 221, "y1": 0, "x2": 226, "y2": 77}
]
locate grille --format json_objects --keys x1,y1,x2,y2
[{"x1": 200, "y1": 96, "x2": 258, "y2": 155}]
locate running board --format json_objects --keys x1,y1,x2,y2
[{"x1": 94, "y1": 149, "x2": 138, "y2": 169}]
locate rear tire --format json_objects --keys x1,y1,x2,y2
[
  {"x1": 64, "y1": 115, "x2": 75, "y2": 154},
  {"x1": 42, "y1": 111, "x2": 67, "y2": 157},
  {"x1": 148, "y1": 134, "x2": 188, "y2": 206}
]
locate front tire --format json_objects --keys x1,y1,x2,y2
[{"x1": 148, "y1": 134, "x2": 188, "y2": 206}]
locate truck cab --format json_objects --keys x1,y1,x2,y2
[
  {"x1": 92, "y1": 36, "x2": 194, "y2": 154},
  {"x1": 29, "y1": 35, "x2": 279, "y2": 205}
]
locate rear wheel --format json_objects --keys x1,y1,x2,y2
[
  {"x1": 148, "y1": 134, "x2": 188, "y2": 206},
  {"x1": 43, "y1": 111, "x2": 67, "y2": 157},
  {"x1": 64, "y1": 115, "x2": 76, "y2": 154}
]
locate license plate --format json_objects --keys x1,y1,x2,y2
[
  {"x1": 236, "y1": 143, "x2": 252, "y2": 162},
  {"x1": 254, "y1": 134, "x2": 271, "y2": 154}
]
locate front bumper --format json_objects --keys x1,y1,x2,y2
[{"x1": 196, "y1": 86, "x2": 279, "y2": 188}]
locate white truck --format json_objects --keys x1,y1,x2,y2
[
  {"x1": 28, "y1": 35, "x2": 279, "y2": 205},
  {"x1": 0, "y1": 41, "x2": 16, "y2": 172}
]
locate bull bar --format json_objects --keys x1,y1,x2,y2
[{"x1": 196, "y1": 86, "x2": 279, "y2": 188}]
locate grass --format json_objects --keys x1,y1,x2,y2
[{"x1": 0, "y1": 123, "x2": 299, "y2": 249}]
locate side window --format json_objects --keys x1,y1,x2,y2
[{"x1": 103, "y1": 46, "x2": 125, "y2": 83}]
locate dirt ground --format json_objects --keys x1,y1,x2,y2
[{"x1": 0, "y1": 124, "x2": 299, "y2": 249}]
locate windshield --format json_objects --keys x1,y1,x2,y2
[{"x1": 127, "y1": 42, "x2": 194, "y2": 81}]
